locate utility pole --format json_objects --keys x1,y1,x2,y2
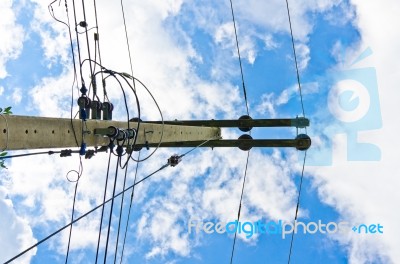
[{"x1": 1, "y1": 115, "x2": 310, "y2": 152}]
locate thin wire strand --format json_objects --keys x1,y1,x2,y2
[
  {"x1": 229, "y1": 0, "x2": 249, "y2": 116},
  {"x1": 285, "y1": 0, "x2": 306, "y2": 118},
  {"x1": 229, "y1": 151, "x2": 250, "y2": 264},
  {"x1": 65, "y1": 180, "x2": 79, "y2": 264},
  {"x1": 287, "y1": 151, "x2": 307, "y2": 264}
]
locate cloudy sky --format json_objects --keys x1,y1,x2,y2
[{"x1": 1, "y1": 0, "x2": 399, "y2": 263}]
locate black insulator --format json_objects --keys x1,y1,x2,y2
[
  {"x1": 90, "y1": 101, "x2": 102, "y2": 120},
  {"x1": 102, "y1": 102, "x2": 113, "y2": 120},
  {"x1": 238, "y1": 115, "x2": 253, "y2": 132},
  {"x1": 106, "y1": 126, "x2": 119, "y2": 138},
  {"x1": 295, "y1": 134, "x2": 311, "y2": 151},
  {"x1": 77, "y1": 96, "x2": 91, "y2": 120},
  {"x1": 238, "y1": 134, "x2": 253, "y2": 151},
  {"x1": 126, "y1": 129, "x2": 136, "y2": 139}
]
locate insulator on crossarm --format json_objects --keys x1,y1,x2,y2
[
  {"x1": 91, "y1": 100, "x2": 102, "y2": 120},
  {"x1": 78, "y1": 96, "x2": 91, "y2": 121},
  {"x1": 102, "y1": 102, "x2": 113, "y2": 120}
]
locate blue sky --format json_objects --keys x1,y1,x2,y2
[{"x1": 1, "y1": 0, "x2": 399, "y2": 263}]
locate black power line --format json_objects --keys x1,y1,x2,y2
[
  {"x1": 104, "y1": 155, "x2": 121, "y2": 263},
  {"x1": 4, "y1": 139, "x2": 215, "y2": 263},
  {"x1": 285, "y1": 0, "x2": 306, "y2": 118},
  {"x1": 227, "y1": 1, "x2": 252, "y2": 263},
  {"x1": 65, "y1": 179, "x2": 79, "y2": 264},
  {"x1": 120, "y1": 0, "x2": 136, "y2": 91},
  {"x1": 119, "y1": 151, "x2": 140, "y2": 263},
  {"x1": 229, "y1": 0, "x2": 249, "y2": 116},
  {"x1": 284, "y1": 0, "x2": 309, "y2": 262},
  {"x1": 114, "y1": 159, "x2": 130, "y2": 263},
  {"x1": 230, "y1": 151, "x2": 250, "y2": 264},
  {"x1": 288, "y1": 151, "x2": 307, "y2": 264},
  {"x1": 95, "y1": 150, "x2": 113, "y2": 263},
  {"x1": 4, "y1": 162, "x2": 169, "y2": 264}
]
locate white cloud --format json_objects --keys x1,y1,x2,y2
[
  {"x1": 263, "y1": 34, "x2": 279, "y2": 50},
  {"x1": 2, "y1": 0, "x2": 385, "y2": 262},
  {"x1": 0, "y1": 0, "x2": 25, "y2": 79},
  {"x1": 0, "y1": 86, "x2": 4, "y2": 96},
  {"x1": 294, "y1": 43, "x2": 310, "y2": 71},
  {"x1": 306, "y1": 0, "x2": 400, "y2": 263},
  {"x1": 12, "y1": 87, "x2": 22, "y2": 104},
  {"x1": 0, "y1": 186, "x2": 37, "y2": 263}
]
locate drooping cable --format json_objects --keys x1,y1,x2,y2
[
  {"x1": 4, "y1": 139, "x2": 217, "y2": 263},
  {"x1": 119, "y1": 151, "x2": 140, "y2": 264},
  {"x1": 95, "y1": 149, "x2": 113, "y2": 263},
  {"x1": 285, "y1": 0, "x2": 306, "y2": 118},
  {"x1": 65, "y1": 177, "x2": 80, "y2": 264},
  {"x1": 287, "y1": 151, "x2": 307, "y2": 264},
  {"x1": 229, "y1": 0, "x2": 249, "y2": 115}
]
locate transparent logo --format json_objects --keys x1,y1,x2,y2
[{"x1": 308, "y1": 47, "x2": 382, "y2": 165}]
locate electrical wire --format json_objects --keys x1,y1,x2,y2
[
  {"x1": 95, "y1": 149, "x2": 113, "y2": 263},
  {"x1": 287, "y1": 151, "x2": 307, "y2": 264},
  {"x1": 119, "y1": 151, "x2": 140, "y2": 263},
  {"x1": 285, "y1": 0, "x2": 306, "y2": 119},
  {"x1": 114, "y1": 158, "x2": 130, "y2": 263},
  {"x1": 229, "y1": 151, "x2": 250, "y2": 264},
  {"x1": 229, "y1": 0, "x2": 249, "y2": 116},
  {"x1": 119, "y1": 74, "x2": 165, "y2": 163},
  {"x1": 93, "y1": 0, "x2": 106, "y2": 101},
  {"x1": 80, "y1": 0, "x2": 95, "y2": 82},
  {"x1": 285, "y1": 0, "x2": 309, "y2": 262},
  {"x1": 4, "y1": 163, "x2": 167, "y2": 264},
  {"x1": 71, "y1": 0, "x2": 85, "y2": 85},
  {"x1": 120, "y1": 0, "x2": 137, "y2": 91},
  {"x1": 65, "y1": 179, "x2": 80, "y2": 264},
  {"x1": 0, "y1": 150, "x2": 79, "y2": 160},
  {"x1": 228, "y1": 0, "x2": 252, "y2": 262},
  {"x1": 4, "y1": 139, "x2": 212, "y2": 263},
  {"x1": 104, "y1": 154, "x2": 121, "y2": 263}
]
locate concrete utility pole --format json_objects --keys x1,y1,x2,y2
[{"x1": 1, "y1": 115, "x2": 311, "y2": 151}]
